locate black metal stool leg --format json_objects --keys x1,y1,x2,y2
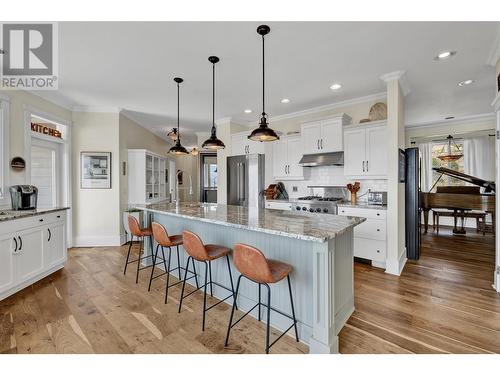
[
  {"x1": 208, "y1": 261, "x2": 214, "y2": 297},
  {"x1": 258, "y1": 283, "x2": 261, "y2": 321},
  {"x1": 135, "y1": 237, "x2": 143, "y2": 284},
  {"x1": 178, "y1": 256, "x2": 191, "y2": 313},
  {"x1": 287, "y1": 275, "x2": 299, "y2": 342},
  {"x1": 225, "y1": 275, "x2": 242, "y2": 347},
  {"x1": 148, "y1": 243, "x2": 160, "y2": 291},
  {"x1": 192, "y1": 259, "x2": 200, "y2": 288},
  {"x1": 176, "y1": 246, "x2": 182, "y2": 279},
  {"x1": 165, "y1": 246, "x2": 173, "y2": 304},
  {"x1": 225, "y1": 254, "x2": 238, "y2": 310},
  {"x1": 161, "y1": 246, "x2": 168, "y2": 274},
  {"x1": 124, "y1": 235, "x2": 134, "y2": 274},
  {"x1": 264, "y1": 283, "x2": 271, "y2": 354},
  {"x1": 202, "y1": 261, "x2": 208, "y2": 331}
]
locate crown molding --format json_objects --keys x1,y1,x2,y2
[
  {"x1": 72, "y1": 105, "x2": 122, "y2": 113},
  {"x1": 486, "y1": 26, "x2": 500, "y2": 66},
  {"x1": 380, "y1": 70, "x2": 410, "y2": 96},
  {"x1": 406, "y1": 112, "x2": 495, "y2": 129},
  {"x1": 23, "y1": 90, "x2": 74, "y2": 111},
  {"x1": 264, "y1": 92, "x2": 387, "y2": 123}
]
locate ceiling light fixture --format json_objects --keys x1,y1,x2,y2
[
  {"x1": 167, "y1": 128, "x2": 179, "y2": 141},
  {"x1": 244, "y1": 109, "x2": 252, "y2": 114},
  {"x1": 458, "y1": 79, "x2": 474, "y2": 87},
  {"x1": 168, "y1": 77, "x2": 189, "y2": 155},
  {"x1": 437, "y1": 135, "x2": 463, "y2": 162},
  {"x1": 248, "y1": 25, "x2": 279, "y2": 143},
  {"x1": 329, "y1": 83, "x2": 342, "y2": 90},
  {"x1": 280, "y1": 98, "x2": 290, "y2": 104},
  {"x1": 202, "y1": 56, "x2": 226, "y2": 150},
  {"x1": 434, "y1": 50, "x2": 456, "y2": 60}
]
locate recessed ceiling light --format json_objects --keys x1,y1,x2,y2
[
  {"x1": 244, "y1": 109, "x2": 252, "y2": 114},
  {"x1": 280, "y1": 98, "x2": 290, "y2": 104},
  {"x1": 434, "y1": 50, "x2": 456, "y2": 61},
  {"x1": 329, "y1": 83, "x2": 342, "y2": 90},
  {"x1": 458, "y1": 79, "x2": 474, "y2": 87}
]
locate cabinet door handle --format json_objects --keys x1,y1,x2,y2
[
  {"x1": 377, "y1": 213, "x2": 380, "y2": 216},
  {"x1": 362, "y1": 161, "x2": 365, "y2": 172},
  {"x1": 18, "y1": 236, "x2": 22, "y2": 251},
  {"x1": 39, "y1": 218, "x2": 44, "y2": 222},
  {"x1": 366, "y1": 160, "x2": 369, "y2": 172},
  {"x1": 317, "y1": 139, "x2": 320, "y2": 150},
  {"x1": 377, "y1": 229, "x2": 380, "y2": 232},
  {"x1": 48, "y1": 228, "x2": 52, "y2": 242},
  {"x1": 320, "y1": 139, "x2": 323, "y2": 149},
  {"x1": 13, "y1": 237, "x2": 18, "y2": 253}
]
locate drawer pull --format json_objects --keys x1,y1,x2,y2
[
  {"x1": 376, "y1": 250, "x2": 380, "y2": 253},
  {"x1": 376, "y1": 213, "x2": 380, "y2": 216},
  {"x1": 377, "y1": 229, "x2": 380, "y2": 232},
  {"x1": 39, "y1": 218, "x2": 44, "y2": 222},
  {"x1": 57, "y1": 215, "x2": 61, "y2": 218}
]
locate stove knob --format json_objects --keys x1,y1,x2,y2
[
  {"x1": 323, "y1": 208, "x2": 329, "y2": 213},
  {"x1": 302, "y1": 207, "x2": 307, "y2": 211},
  {"x1": 316, "y1": 208, "x2": 321, "y2": 213},
  {"x1": 295, "y1": 206, "x2": 301, "y2": 211},
  {"x1": 309, "y1": 208, "x2": 314, "y2": 213}
]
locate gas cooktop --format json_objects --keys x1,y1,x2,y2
[{"x1": 295, "y1": 196, "x2": 343, "y2": 202}]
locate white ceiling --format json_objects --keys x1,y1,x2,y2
[{"x1": 36, "y1": 21, "x2": 500, "y2": 146}]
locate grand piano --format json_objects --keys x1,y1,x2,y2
[{"x1": 420, "y1": 167, "x2": 496, "y2": 234}]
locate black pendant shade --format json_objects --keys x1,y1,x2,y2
[
  {"x1": 248, "y1": 24, "x2": 279, "y2": 142},
  {"x1": 202, "y1": 56, "x2": 226, "y2": 150},
  {"x1": 169, "y1": 77, "x2": 189, "y2": 155}
]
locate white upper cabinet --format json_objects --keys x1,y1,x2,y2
[
  {"x1": 300, "y1": 113, "x2": 351, "y2": 155},
  {"x1": 230, "y1": 132, "x2": 265, "y2": 156},
  {"x1": 272, "y1": 135, "x2": 304, "y2": 180},
  {"x1": 343, "y1": 121, "x2": 387, "y2": 178}
]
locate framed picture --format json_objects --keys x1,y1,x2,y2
[
  {"x1": 398, "y1": 148, "x2": 406, "y2": 183},
  {"x1": 81, "y1": 152, "x2": 112, "y2": 189}
]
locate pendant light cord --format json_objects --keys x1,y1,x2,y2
[
  {"x1": 177, "y1": 81, "x2": 180, "y2": 142},
  {"x1": 212, "y1": 61, "x2": 215, "y2": 132},
  {"x1": 262, "y1": 34, "x2": 265, "y2": 117}
]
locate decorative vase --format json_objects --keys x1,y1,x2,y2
[{"x1": 350, "y1": 192, "x2": 357, "y2": 204}]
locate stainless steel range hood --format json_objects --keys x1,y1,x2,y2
[{"x1": 298, "y1": 152, "x2": 344, "y2": 167}]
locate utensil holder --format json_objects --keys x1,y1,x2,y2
[{"x1": 350, "y1": 192, "x2": 357, "y2": 204}]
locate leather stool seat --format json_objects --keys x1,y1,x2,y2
[
  {"x1": 205, "y1": 244, "x2": 231, "y2": 260},
  {"x1": 267, "y1": 260, "x2": 293, "y2": 283}
]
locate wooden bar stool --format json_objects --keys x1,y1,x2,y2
[
  {"x1": 151, "y1": 222, "x2": 200, "y2": 303},
  {"x1": 178, "y1": 230, "x2": 237, "y2": 331},
  {"x1": 124, "y1": 215, "x2": 155, "y2": 284},
  {"x1": 225, "y1": 243, "x2": 299, "y2": 354}
]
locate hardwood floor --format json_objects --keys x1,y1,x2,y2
[{"x1": 0, "y1": 227, "x2": 498, "y2": 354}]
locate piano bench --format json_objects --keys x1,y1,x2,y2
[{"x1": 432, "y1": 210, "x2": 487, "y2": 235}]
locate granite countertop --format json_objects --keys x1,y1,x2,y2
[
  {"x1": 0, "y1": 207, "x2": 69, "y2": 222},
  {"x1": 337, "y1": 202, "x2": 387, "y2": 210},
  {"x1": 136, "y1": 202, "x2": 365, "y2": 243}
]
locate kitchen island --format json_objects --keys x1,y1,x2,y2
[{"x1": 137, "y1": 202, "x2": 364, "y2": 354}]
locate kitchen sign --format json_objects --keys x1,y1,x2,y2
[{"x1": 31, "y1": 122, "x2": 62, "y2": 139}]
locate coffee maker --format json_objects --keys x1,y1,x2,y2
[{"x1": 9, "y1": 185, "x2": 38, "y2": 210}]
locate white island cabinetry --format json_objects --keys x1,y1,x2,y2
[{"x1": 0, "y1": 209, "x2": 67, "y2": 301}]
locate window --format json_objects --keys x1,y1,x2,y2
[{"x1": 431, "y1": 140, "x2": 464, "y2": 187}]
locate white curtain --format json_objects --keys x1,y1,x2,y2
[
  {"x1": 418, "y1": 142, "x2": 433, "y2": 192},
  {"x1": 463, "y1": 136, "x2": 495, "y2": 185}
]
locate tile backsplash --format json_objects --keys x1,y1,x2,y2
[{"x1": 279, "y1": 165, "x2": 388, "y2": 201}]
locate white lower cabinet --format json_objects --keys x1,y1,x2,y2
[
  {"x1": 0, "y1": 210, "x2": 67, "y2": 301},
  {"x1": 338, "y1": 206, "x2": 387, "y2": 268}
]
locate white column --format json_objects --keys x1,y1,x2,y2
[{"x1": 380, "y1": 71, "x2": 410, "y2": 276}]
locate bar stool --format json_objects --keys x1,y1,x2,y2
[
  {"x1": 150, "y1": 222, "x2": 200, "y2": 303},
  {"x1": 178, "y1": 230, "x2": 237, "y2": 331},
  {"x1": 225, "y1": 243, "x2": 299, "y2": 354},
  {"x1": 124, "y1": 215, "x2": 155, "y2": 284}
]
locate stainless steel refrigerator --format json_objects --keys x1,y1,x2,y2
[{"x1": 227, "y1": 154, "x2": 265, "y2": 208}]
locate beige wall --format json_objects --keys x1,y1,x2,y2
[
  {"x1": 72, "y1": 111, "x2": 121, "y2": 246},
  {"x1": 0, "y1": 90, "x2": 72, "y2": 188}
]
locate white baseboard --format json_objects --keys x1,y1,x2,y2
[
  {"x1": 385, "y1": 250, "x2": 407, "y2": 276},
  {"x1": 73, "y1": 235, "x2": 123, "y2": 247}
]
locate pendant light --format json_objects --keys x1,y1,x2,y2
[
  {"x1": 168, "y1": 77, "x2": 189, "y2": 155},
  {"x1": 202, "y1": 56, "x2": 226, "y2": 150},
  {"x1": 437, "y1": 135, "x2": 463, "y2": 162},
  {"x1": 248, "y1": 25, "x2": 279, "y2": 142},
  {"x1": 167, "y1": 127, "x2": 180, "y2": 141}
]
